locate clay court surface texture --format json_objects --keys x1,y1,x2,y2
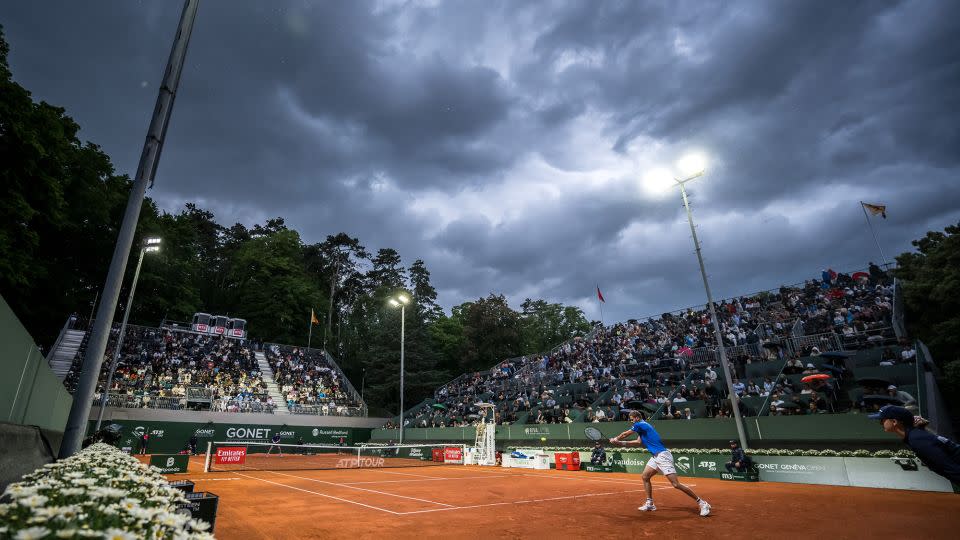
[{"x1": 158, "y1": 456, "x2": 958, "y2": 539}]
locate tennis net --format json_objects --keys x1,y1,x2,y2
[{"x1": 203, "y1": 442, "x2": 466, "y2": 472}]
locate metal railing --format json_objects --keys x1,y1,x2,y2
[
  {"x1": 791, "y1": 318, "x2": 804, "y2": 338},
  {"x1": 212, "y1": 399, "x2": 276, "y2": 414},
  {"x1": 782, "y1": 332, "x2": 844, "y2": 357},
  {"x1": 289, "y1": 403, "x2": 365, "y2": 417},
  {"x1": 186, "y1": 386, "x2": 213, "y2": 402},
  {"x1": 99, "y1": 393, "x2": 187, "y2": 410},
  {"x1": 892, "y1": 279, "x2": 907, "y2": 340}
]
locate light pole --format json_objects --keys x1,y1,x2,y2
[
  {"x1": 94, "y1": 238, "x2": 161, "y2": 431},
  {"x1": 388, "y1": 293, "x2": 410, "y2": 444},
  {"x1": 60, "y1": 0, "x2": 199, "y2": 458},
  {"x1": 644, "y1": 154, "x2": 749, "y2": 450}
]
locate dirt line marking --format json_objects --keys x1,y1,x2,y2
[
  {"x1": 398, "y1": 488, "x2": 649, "y2": 515},
  {"x1": 267, "y1": 471, "x2": 455, "y2": 507},
  {"x1": 234, "y1": 472, "x2": 402, "y2": 515}
]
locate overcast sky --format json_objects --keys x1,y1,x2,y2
[{"x1": 3, "y1": 0, "x2": 959, "y2": 322}]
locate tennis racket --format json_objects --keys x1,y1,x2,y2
[{"x1": 584, "y1": 427, "x2": 604, "y2": 443}]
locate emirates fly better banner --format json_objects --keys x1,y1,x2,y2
[{"x1": 214, "y1": 446, "x2": 247, "y2": 464}]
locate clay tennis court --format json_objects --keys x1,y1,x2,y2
[{"x1": 155, "y1": 456, "x2": 959, "y2": 539}]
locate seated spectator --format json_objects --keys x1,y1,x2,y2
[
  {"x1": 746, "y1": 380, "x2": 761, "y2": 396},
  {"x1": 900, "y1": 346, "x2": 917, "y2": 363},
  {"x1": 681, "y1": 407, "x2": 695, "y2": 420},
  {"x1": 704, "y1": 365, "x2": 719, "y2": 384},
  {"x1": 661, "y1": 399, "x2": 679, "y2": 419},
  {"x1": 888, "y1": 385, "x2": 917, "y2": 410},
  {"x1": 784, "y1": 357, "x2": 805, "y2": 374},
  {"x1": 806, "y1": 399, "x2": 824, "y2": 415},
  {"x1": 732, "y1": 379, "x2": 745, "y2": 396},
  {"x1": 802, "y1": 363, "x2": 819, "y2": 375}
]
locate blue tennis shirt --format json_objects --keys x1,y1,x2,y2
[{"x1": 631, "y1": 421, "x2": 667, "y2": 455}]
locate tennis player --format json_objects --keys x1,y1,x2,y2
[
  {"x1": 267, "y1": 433, "x2": 283, "y2": 456},
  {"x1": 610, "y1": 410, "x2": 711, "y2": 516}
]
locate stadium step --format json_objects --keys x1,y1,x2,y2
[
  {"x1": 255, "y1": 351, "x2": 289, "y2": 414},
  {"x1": 48, "y1": 329, "x2": 86, "y2": 381}
]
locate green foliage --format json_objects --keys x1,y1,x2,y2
[{"x1": 893, "y1": 222, "x2": 960, "y2": 366}]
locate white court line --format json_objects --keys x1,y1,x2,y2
[
  {"x1": 341, "y1": 475, "x2": 509, "y2": 485},
  {"x1": 234, "y1": 472, "x2": 401, "y2": 515},
  {"x1": 521, "y1": 473, "x2": 696, "y2": 488},
  {"x1": 397, "y1": 488, "x2": 650, "y2": 515},
  {"x1": 267, "y1": 471, "x2": 455, "y2": 507},
  {"x1": 377, "y1": 470, "x2": 443, "y2": 479}
]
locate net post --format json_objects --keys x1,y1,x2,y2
[{"x1": 203, "y1": 441, "x2": 212, "y2": 473}]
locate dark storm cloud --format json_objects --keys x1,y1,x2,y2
[{"x1": 3, "y1": 0, "x2": 959, "y2": 323}]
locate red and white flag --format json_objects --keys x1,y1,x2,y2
[{"x1": 596, "y1": 286, "x2": 605, "y2": 303}]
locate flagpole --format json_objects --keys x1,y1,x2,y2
[
  {"x1": 307, "y1": 310, "x2": 314, "y2": 350},
  {"x1": 860, "y1": 201, "x2": 888, "y2": 267}
]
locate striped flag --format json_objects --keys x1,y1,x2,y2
[{"x1": 861, "y1": 202, "x2": 887, "y2": 219}]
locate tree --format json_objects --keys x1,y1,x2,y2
[
  {"x1": 409, "y1": 259, "x2": 443, "y2": 323},
  {"x1": 893, "y1": 222, "x2": 960, "y2": 366},
  {"x1": 0, "y1": 25, "x2": 139, "y2": 345},
  {"x1": 519, "y1": 298, "x2": 590, "y2": 353},
  {"x1": 460, "y1": 295, "x2": 523, "y2": 372}
]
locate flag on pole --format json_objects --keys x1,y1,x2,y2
[
  {"x1": 861, "y1": 202, "x2": 887, "y2": 219},
  {"x1": 311, "y1": 309, "x2": 320, "y2": 325},
  {"x1": 596, "y1": 286, "x2": 605, "y2": 303}
]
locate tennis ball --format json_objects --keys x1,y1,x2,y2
[{"x1": 540, "y1": 437, "x2": 547, "y2": 442}]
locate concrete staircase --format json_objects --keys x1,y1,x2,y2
[
  {"x1": 256, "y1": 351, "x2": 289, "y2": 414},
  {"x1": 48, "y1": 329, "x2": 87, "y2": 381}
]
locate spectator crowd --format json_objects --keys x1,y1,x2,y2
[{"x1": 396, "y1": 264, "x2": 900, "y2": 429}]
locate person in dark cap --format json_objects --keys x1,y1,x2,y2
[
  {"x1": 871, "y1": 405, "x2": 960, "y2": 484},
  {"x1": 590, "y1": 440, "x2": 607, "y2": 466},
  {"x1": 725, "y1": 440, "x2": 750, "y2": 473}
]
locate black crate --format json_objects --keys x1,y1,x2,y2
[
  {"x1": 169, "y1": 480, "x2": 195, "y2": 493},
  {"x1": 177, "y1": 491, "x2": 219, "y2": 530}
]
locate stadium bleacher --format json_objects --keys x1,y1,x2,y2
[
  {"x1": 265, "y1": 343, "x2": 364, "y2": 416},
  {"x1": 396, "y1": 265, "x2": 905, "y2": 428},
  {"x1": 60, "y1": 322, "x2": 364, "y2": 416}
]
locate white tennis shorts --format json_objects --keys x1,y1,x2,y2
[{"x1": 645, "y1": 450, "x2": 676, "y2": 475}]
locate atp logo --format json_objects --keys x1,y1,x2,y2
[
  {"x1": 675, "y1": 456, "x2": 692, "y2": 473},
  {"x1": 698, "y1": 461, "x2": 718, "y2": 471}
]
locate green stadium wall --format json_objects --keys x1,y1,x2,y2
[
  {"x1": 0, "y1": 295, "x2": 72, "y2": 441},
  {"x1": 373, "y1": 415, "x2": 895, "y2": 448},
  {"x1": 509, "y1": 449, "x2": 955, "y2": 492},
  {"x1": 90, "y1": 419, "x2": 372, "y2": 454}
]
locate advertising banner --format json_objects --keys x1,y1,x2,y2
[
  {"x1": 214, "y1": 446, "x2": 247, "y2": 465},
  {"x1": 753, "y1": 456, "x2": 849, "y2": 485},
  {"x1": 92, "y1": 420, "x2": 367, "y2": 455},
  {"x1": 149, "y1": 454, "x2": 190, "y2": 474},
  {"x1": 444, "y1": 446, "x2": 464, "y2": 463}
]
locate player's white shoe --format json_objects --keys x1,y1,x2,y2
[
  {"x1": 699, "y1": 500, "x2": 711, "y2": 516},
  {"x1": 638, "y1": 501, "x2": 656, "y2": 512}
]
